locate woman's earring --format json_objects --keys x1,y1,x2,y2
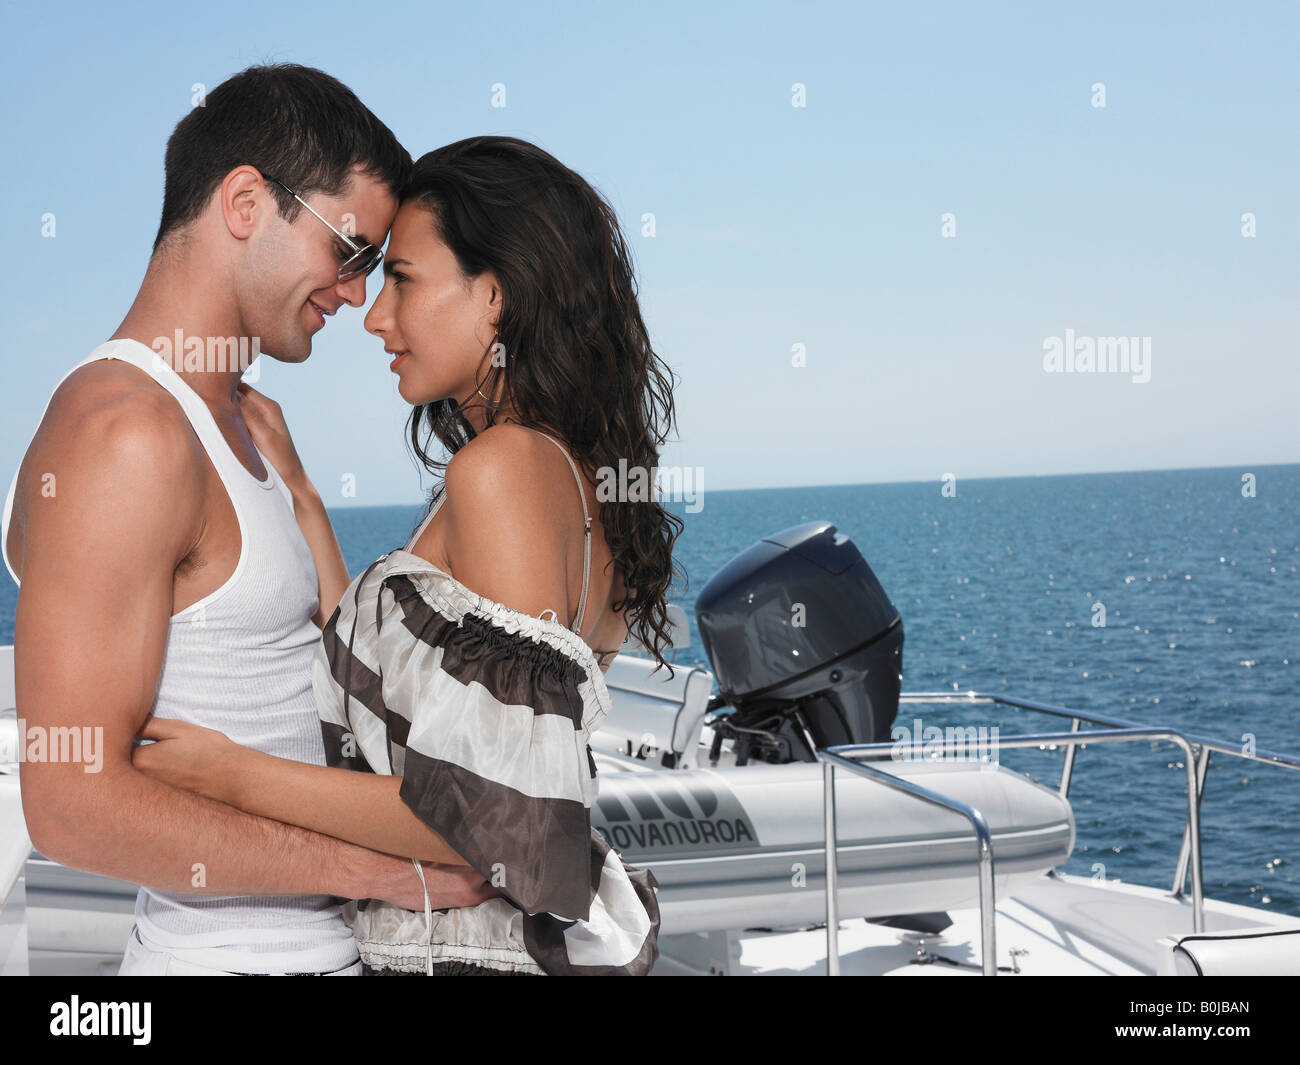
[{"x1": 473, "y1": 334, "x2": 502, "y2": 406}]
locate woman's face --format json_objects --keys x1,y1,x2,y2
[{"x1": 364, "y1": 202, "x2": 501, "y2": 407}]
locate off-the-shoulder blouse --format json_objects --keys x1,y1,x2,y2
[{"x1": 311, "y1": 545, "x2": 660, "y2": 976}]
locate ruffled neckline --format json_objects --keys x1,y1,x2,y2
[{"x1": 371, "y1": 548, "x2": 613, "y2": 721}]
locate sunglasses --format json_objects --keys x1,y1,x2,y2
[{"x1": 263, "y1": 174, "x2": 383, "y2": 282}]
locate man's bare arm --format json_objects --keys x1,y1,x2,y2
[{"x1": 10, "y1": 372, "x2": 465, "y2": 906}]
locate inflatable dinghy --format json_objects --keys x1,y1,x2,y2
[
  {"x1": 589, "y1": 520, "x2": 1071, "y2": 934},
  {"x1": 590, "y1": 755, "x2": 1073, "y2": 933}
]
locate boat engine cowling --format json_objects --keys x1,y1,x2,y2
[{"x1": 694, "y1": 521, "x2": 903, "y2": 764}]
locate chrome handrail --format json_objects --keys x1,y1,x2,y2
[
  {"x1": 1172, "y1": 745, "x2": 1213, "y2": 898},
  {"x1": 1058, "y1": 717, "x2": 1083, "y2": 798},
  {"x1": 897, "y1": 691, "x2": 1300, "y2": 776},
  {"x1": 820, "y1": 724, "x2": 1216, "y2": 976},
  {"x1": 819, "y1": 748, "x2": 997, "y2": 974},
  {"x1": 816, "y1": 696, "x2": 1300, "y2": 977},
  {"x1": 900, "y1": 690, "x2": 1300, "y2": 896}
]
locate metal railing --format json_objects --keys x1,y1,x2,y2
[
  {"x1": 817, "y1": 690, "x2": 1300, "y2": 976},
  {"x1": 821, "y1": 749, "x2": 997, "y2": 974}
]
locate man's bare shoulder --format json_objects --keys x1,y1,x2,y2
[
  {"x1": 44, "y1": 358, "x2": 190, "y2": 429},
  {"x1": 10, "y1": 359, "x2": 207, "y2": 571},
  {"x1": 30, "y1": 359, "x2": 202, "y2": 478}
]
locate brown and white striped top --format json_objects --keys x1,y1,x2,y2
[{"x1": 311, "y1": 544, "x2": 660, "y2": 976}]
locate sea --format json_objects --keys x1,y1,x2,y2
[{"x1": 2, "y1": 462, "x2": 1296, "y2": 914}]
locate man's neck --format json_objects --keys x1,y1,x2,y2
[{"x1": 112, "y1": 251, "x2": 249, "y2": 410}]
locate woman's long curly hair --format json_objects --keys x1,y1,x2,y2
[{"x1": 401, "y1": 136, "x2": 685, "y2": 673}]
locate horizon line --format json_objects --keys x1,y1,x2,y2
[{"x1": 321, "y1": 458, "x2": 1299, "y2": 510}]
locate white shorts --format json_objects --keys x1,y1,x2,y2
[{"x1": 117, "y1": 924, "x2": 362, "y2": 976}]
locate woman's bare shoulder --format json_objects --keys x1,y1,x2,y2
[
  {"x1": 444, "y1": 422, "x2": 577, "y2": 516},
  {"x1": 439, "y1": 424, "x2": 573, "y2": 617}
]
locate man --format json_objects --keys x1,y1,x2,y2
[{"x1": 1, "y1": 64, "x2": 491, "y2": 976}]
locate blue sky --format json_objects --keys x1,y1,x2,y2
[{"x1": 1, "y1": 0, "x2": 1296, "y2": 504}]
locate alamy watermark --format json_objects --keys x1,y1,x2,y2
[
  {"x1": 1043, "y1": 328, "x2": 1151, "y2": 383},
  {"x1": 596, "y1": 458, "x2": 704, "y2": 513},
  {"x1": 49, "y1": 996, "x2": 150, "y2": 1044},
  {"x1": 151, "y1": 330, "x2": 262, "y2": 382},
  {"x1": 1, "y1": 720, "x2": 104, "y2": 773},
  {"x1": 890, "y1": 717, "x2": 1000, "y2": 768}
]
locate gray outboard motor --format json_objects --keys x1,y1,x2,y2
[{"x1": 695, "y1": 521, "x2": 903, "y2": 765}]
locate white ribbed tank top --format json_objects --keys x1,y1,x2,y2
[{"x1": 2, "y1": 338, "x2": 357, "y2": 973}]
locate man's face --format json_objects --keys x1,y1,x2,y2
[{"x1": 241, "y1": 165, "x2": 399, "y2": 363}]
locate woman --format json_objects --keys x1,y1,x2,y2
[{"x1": 132, "y1": 136, "x2": 684, "y2": 975}]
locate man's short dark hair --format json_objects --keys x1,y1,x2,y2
[{"x1": 152, "y1": 63, "x2": 412, "y2": 254}]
